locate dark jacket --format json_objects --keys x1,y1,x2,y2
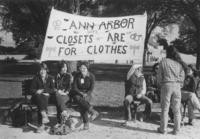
[
  {"x1": 182, "y1": 75, "x2": 196, "y2": 92},
  {"x1": 72, "y1": 72, "x2": 95, "y2": 96},
  {"x1": 30, "y1": 74, "x2": 55, "y2": 95},
  {"x1": 146, "y1": 74, "x2": 158, "y2": 91},
  {"x1": 55, "y1": 73, "x2": 72, "y2": 92}
]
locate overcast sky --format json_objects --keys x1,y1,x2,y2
[{"x1": 0, "y1": 31, "x2": 15, "y2": 47}]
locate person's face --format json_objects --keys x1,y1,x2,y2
[
  {"x1": 61, "y1": 64, "x2": 68, "y2": 74},
  {"x1": 134, "y1": 67, "x2": 142, "y2": 77},
  {"x1": 80, "y1": 65, "x2": 88, "y2": 76},
  {"x1": 154, "y1": 66, "x2": 159, "y2": 73},
  {"x1": 40, "y1": 68, "x2": 47, "y2": 78},
  {"x1": 185, "y1": 77, "x2": 190, "y2": 85},
  {"x1": 187, "y1": 68, "x2": 193, "y2": 76}
]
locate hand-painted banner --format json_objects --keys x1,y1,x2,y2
[{"x1": 41, "y1": 8, "x2": 147, "y2": 63}]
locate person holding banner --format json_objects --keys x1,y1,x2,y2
[
  {"x1": 70, "y1": 61, "x2": 99, "y2": 130},
  {"x1": 124, "y1": 64, "x2": 152, "y2": 123},
  {"x1": 30, "y1": 63, "x2": 55, "y2": 132},
  {"x1": 54, "y1": 61, "x2": 73, "y2": 126}
]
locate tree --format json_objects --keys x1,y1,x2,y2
[
  {"x1": 1, "y1": 0, "x2": 193, "y2": 66},
  {"x1": 0, "y1": 0, "x2": 95, "y2": 58},
  {"x1": 0, "y1": 0, "x2": 98, "y2": 72},
  {"x1": 90, "y1": 0, "x2": 182, "y2": 64},
  {"x1": 172, "y1": 0, "x2": 200, "y2": 69}
]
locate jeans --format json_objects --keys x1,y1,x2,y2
[
  {"x1": 32, "y1": 93, "x2": 49, "y2": 111},
  {"x1": 182, "y1": 91, "x2": 200, "y2": 120},
  {"x1": 160, "y1": 83, "x2": 181, "y2": 132},
  {"x1": 124, "y1": 94, "x2": 152, "y2": 120},
  {"x1": 32, "y1": 93, "x2": 49, "y2": 124},
  {"x1": 55, "y1": 92, "x2": 70, "y2": 123},
  {"x1": 73, "y1": 95, "x2": 91, "y2": 124},
  {"x1": 32, "y1": 93, "x2": 70, "y2": 124}
]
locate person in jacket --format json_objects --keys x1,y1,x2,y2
[
  {"x1": 146, "y1": 63, "x2": 160, "y2": 103},
  {"x1": 30, "y1": 63, "x2": 55, "y2": 132},
  {"x1": 181, "y1": 65, "x2": 200, "y2": 125},
  {"x1": 157, "y1": 46, "x2": 186, "y2": 135},
  {"x1": 124, "y1": 64, "x2": 152, "y2": 123},
  {"x1": 54, "y1": 61, "x2": 73, "y2": 125},
  {"x1": 70, "y1": 61, "x2": 99, "y2": 130}
]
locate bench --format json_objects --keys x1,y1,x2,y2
[{"x1": 21, "y1": 78, "x2": 81, "y2": 127}]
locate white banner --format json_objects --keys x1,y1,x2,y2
[{"x1": 41, "y1": 8, "x2": 147, "y2": 63}]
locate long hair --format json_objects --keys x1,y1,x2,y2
[
  {"x1": 58, "y1": 61, "x2": 70, "y2": 73},
  {"x1": 39, "y1": 62, "x2": 49, "y2": 72},
  {"x1": 157, "y1": 38, "x2": 188, "y2": 73},
  {"x1": 152, "y1": 63, "x2": 159, "y2": 72},
  {"x1": 166, "y1": 46, "x2": 188, "y2": 73}
]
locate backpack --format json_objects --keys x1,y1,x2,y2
[
  {"x1": 50, "y1": 114, "x2": 72, "y2": 135},
  {"x1": 10, "y1": 102, "x2": 32, "y2": 127}
]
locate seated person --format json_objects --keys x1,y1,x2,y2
[
  {"x1": 124, "y1": 64, "x2": 152, "y2": 123},
  {"x1": 146, "y1": 63, "x2": 160, "y2": 103},
  {"x1": 169, "y1": 65, "x2": 200, "y2": 125},
  {"x1": 70, "y1": 61, "x2": 99, "y2": 130},
  {"x1": 182, "y1": 66, "x2": 200, "y2": 125},
  {"x1": 54, "y1": 61, "x2": 73, "y2": 126},
  {"x1": 30, "y1": 63, "x2": 55, "y2": 132}
]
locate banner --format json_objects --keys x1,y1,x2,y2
[{"x1": 41, "y1": 8, "x2": 147, "y2": 63}]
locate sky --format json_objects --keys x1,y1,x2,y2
[
  {"x1": 0, "y1": 31, "x2": 15, "y2": 47},
  {"x1": 0, "y1": 17, "x2": 15, "y2": 47}
]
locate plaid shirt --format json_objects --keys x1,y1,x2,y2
[{"x1": 157, "y1": 58, "x2": 185, "y2": 86}]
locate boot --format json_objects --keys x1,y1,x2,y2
[
  {"x1": 83, "y1": 122, "x2": 89, "y2": 130},
  {"x1": 41, "y1": 111, "x2": 49, "y2": 124},
  {"x1": 36, "y1": 124, "x2": 45, "y2": 133},
  {"x1": 89, "y1": 107, "x2": 99, "y2": 121},
  {"x1": 124, "y1": 100, "x2": 132, "y2": 121},
  {"x1": 188, "y1": 119, "x2": 194, "y2": 126}
]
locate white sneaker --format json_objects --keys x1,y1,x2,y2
[
  {"x1": 36, "y1": 125, "x2": 45, "y2": 133},
  {"x1": 42, "y1": 117, "x2": 50, "y2": 124}
]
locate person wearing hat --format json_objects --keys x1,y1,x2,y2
[
  {"x1": 30, "y1": 63, "x2": 55, "y2": 132},
  {"x1": 124, "y1": 64, "x2": 152, "y2": 123},
  {"x1": 70, "y1": 61, "x2": 99, "y2": 130}
]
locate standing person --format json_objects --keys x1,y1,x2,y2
[
  {"x1": 30, "y1": 63, "x2": 55, "y2": 132},
  {"x1": 124, "y1": 64, "x2": 152, "y2": 123},
  {"x1": 70, "y1": 61, "x2": 99, "y2": 130},
  {"x1": 157, "y1": 46, "x2": 186, "y2": 135},
  {"x1": 54, "y1": 61, "x2": 73, "y2": 126}
]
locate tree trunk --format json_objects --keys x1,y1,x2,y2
[
  {"x1": 196, "y1": 43, "x2": 200, "y2": 70},
  {"x1": 143, "y1": 31, "x2": 151, "y2": 66},
  {"x1": 195, "y1": 29, "x2": 200, "y2": 70},
  {"x1": 66, "y1": 0, "x2": 80, "y2": 73}
]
